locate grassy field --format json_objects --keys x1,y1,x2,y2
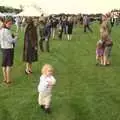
[{"x1": 0, "y1": 23, "x2": 120, "y2": 120}]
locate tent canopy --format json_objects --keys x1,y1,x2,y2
[{"x1": 0, "y1": 12, "x2": 5, "y2": 17}]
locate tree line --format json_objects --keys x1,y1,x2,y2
[{"x1": 0, "y1": 6, "x2": 21, "y2": 13}]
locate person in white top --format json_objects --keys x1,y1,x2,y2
[
  {"x1": 21, "y1": 17, "x2": 26, "y2": 32},
  {"x1": 38, "y1": 64, "x2": 56, "y2": 113},
  {"x1": 15, "y1": 16, "x2": 21, "y2": 33},
  {"x1": 0, "y1": 17, "x2": 3, "y2": 54},
  {"x1": 0, "y1": 19, "x2": 17, "y2": 84}
]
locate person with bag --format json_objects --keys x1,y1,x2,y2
[{"x1": 0, "y1": 19, "x2": 17, "y2": 84}]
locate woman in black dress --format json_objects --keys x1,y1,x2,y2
[{"x1": 23, "y1": 18, "x2": 38, "y2": 74}]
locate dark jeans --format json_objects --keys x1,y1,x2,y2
[
  {"x1": 111, "y1": 22, "x2": 114, "y2": 27},
  {"x1": 39, "y1": 38, "x2": 50, "y2": 52},
  {"x1": 84, "y1": 24, "x2": 93, "y2": 32}
]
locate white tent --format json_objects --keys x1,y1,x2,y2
[
  {"x1": 0, "y1": 12, "x2": 5, "y2": 17},
  {"x1": 16, "y1": 7, "x2": 45, "y2": 16}
]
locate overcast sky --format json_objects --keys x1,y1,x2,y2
[{"x1": 0, "y1": 0, "x2": 120, "y2": 14}]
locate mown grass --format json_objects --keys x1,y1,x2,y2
[{"x1": 0, "y1": 22, "x2": 120, "y2": 120}]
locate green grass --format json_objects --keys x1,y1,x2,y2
[{"x1": 0, "y1": 23, "x2": 120, "y2": 120}]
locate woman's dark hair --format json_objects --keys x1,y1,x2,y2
[
  {"x1": 0, "y1": 17, "x2": 4, "y2": 22},
  {"x1": 26, "y1": 17, "x2": 33, "y2": 24}
]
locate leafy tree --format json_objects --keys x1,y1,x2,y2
[{"x1": 0, "y1": 6, "x2": 21, "y2": 13}]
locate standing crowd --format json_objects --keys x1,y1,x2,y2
[{"x1": 0, "y1": 12, "x2": 116, "y2": 113}]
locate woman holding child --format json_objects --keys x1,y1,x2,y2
[{"x1": 97, "y1": 15, "x2": 113, "y2": 66}]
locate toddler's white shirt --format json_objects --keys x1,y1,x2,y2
[{"x1": 38, "y1": 75, "x2": 56, "y2": 93}]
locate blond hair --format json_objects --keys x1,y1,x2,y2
[{"x1": 41, "y1": 64, "x2": 54, "y2": 75}]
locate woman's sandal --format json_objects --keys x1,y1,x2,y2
[{"x1": 25, "y1": 70, "x2": 31, "y2": 75}]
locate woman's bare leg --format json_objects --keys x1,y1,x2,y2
[
  {"x1": 100, "y1": 56, "x2": 104, "y2": 65},
  {"x1": 6, "y1": 66, "x2": 11, "y2": 83},
  {"x1": 103, "y1": 55, "x2": 107, "y2": 65},
  {"x1": 25, "y1": 63, "x2": 30, "y2": 74},
  {"x1": 70, "y1": 35, "x2": 72, "y2": 40},
  {"x1": 29, "y1": 63, "x2": 32, "y2": 72},
  {"x1": 67, "y1": 34, "x2": 70, "y2": 40},
  {"x1": 2, "y1": 67, "x2": 7, "y2": 82}
]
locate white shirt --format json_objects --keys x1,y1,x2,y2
[
  {"x1": 22, "y1": 17, "x2": 26, "y2": 23},
  {"x1": 15, "y1": 17, "x2": 21, "y2": 25},
  {"x1": 38, "y1": 75, "x2": 56, "y2": 93},
  {"x1": 0, "y1": 28, "x2": 17, "y2": 49}
]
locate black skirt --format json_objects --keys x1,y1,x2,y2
[
  {"x1": 1, "y1": 48, "x2": 14, "y2": 67},
  {"x1": 67, "y1": 22, "x2": 73, "y2": 34},
  {"x1": 68, "y1": 28, "x2": 73, "y2": 34}
]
